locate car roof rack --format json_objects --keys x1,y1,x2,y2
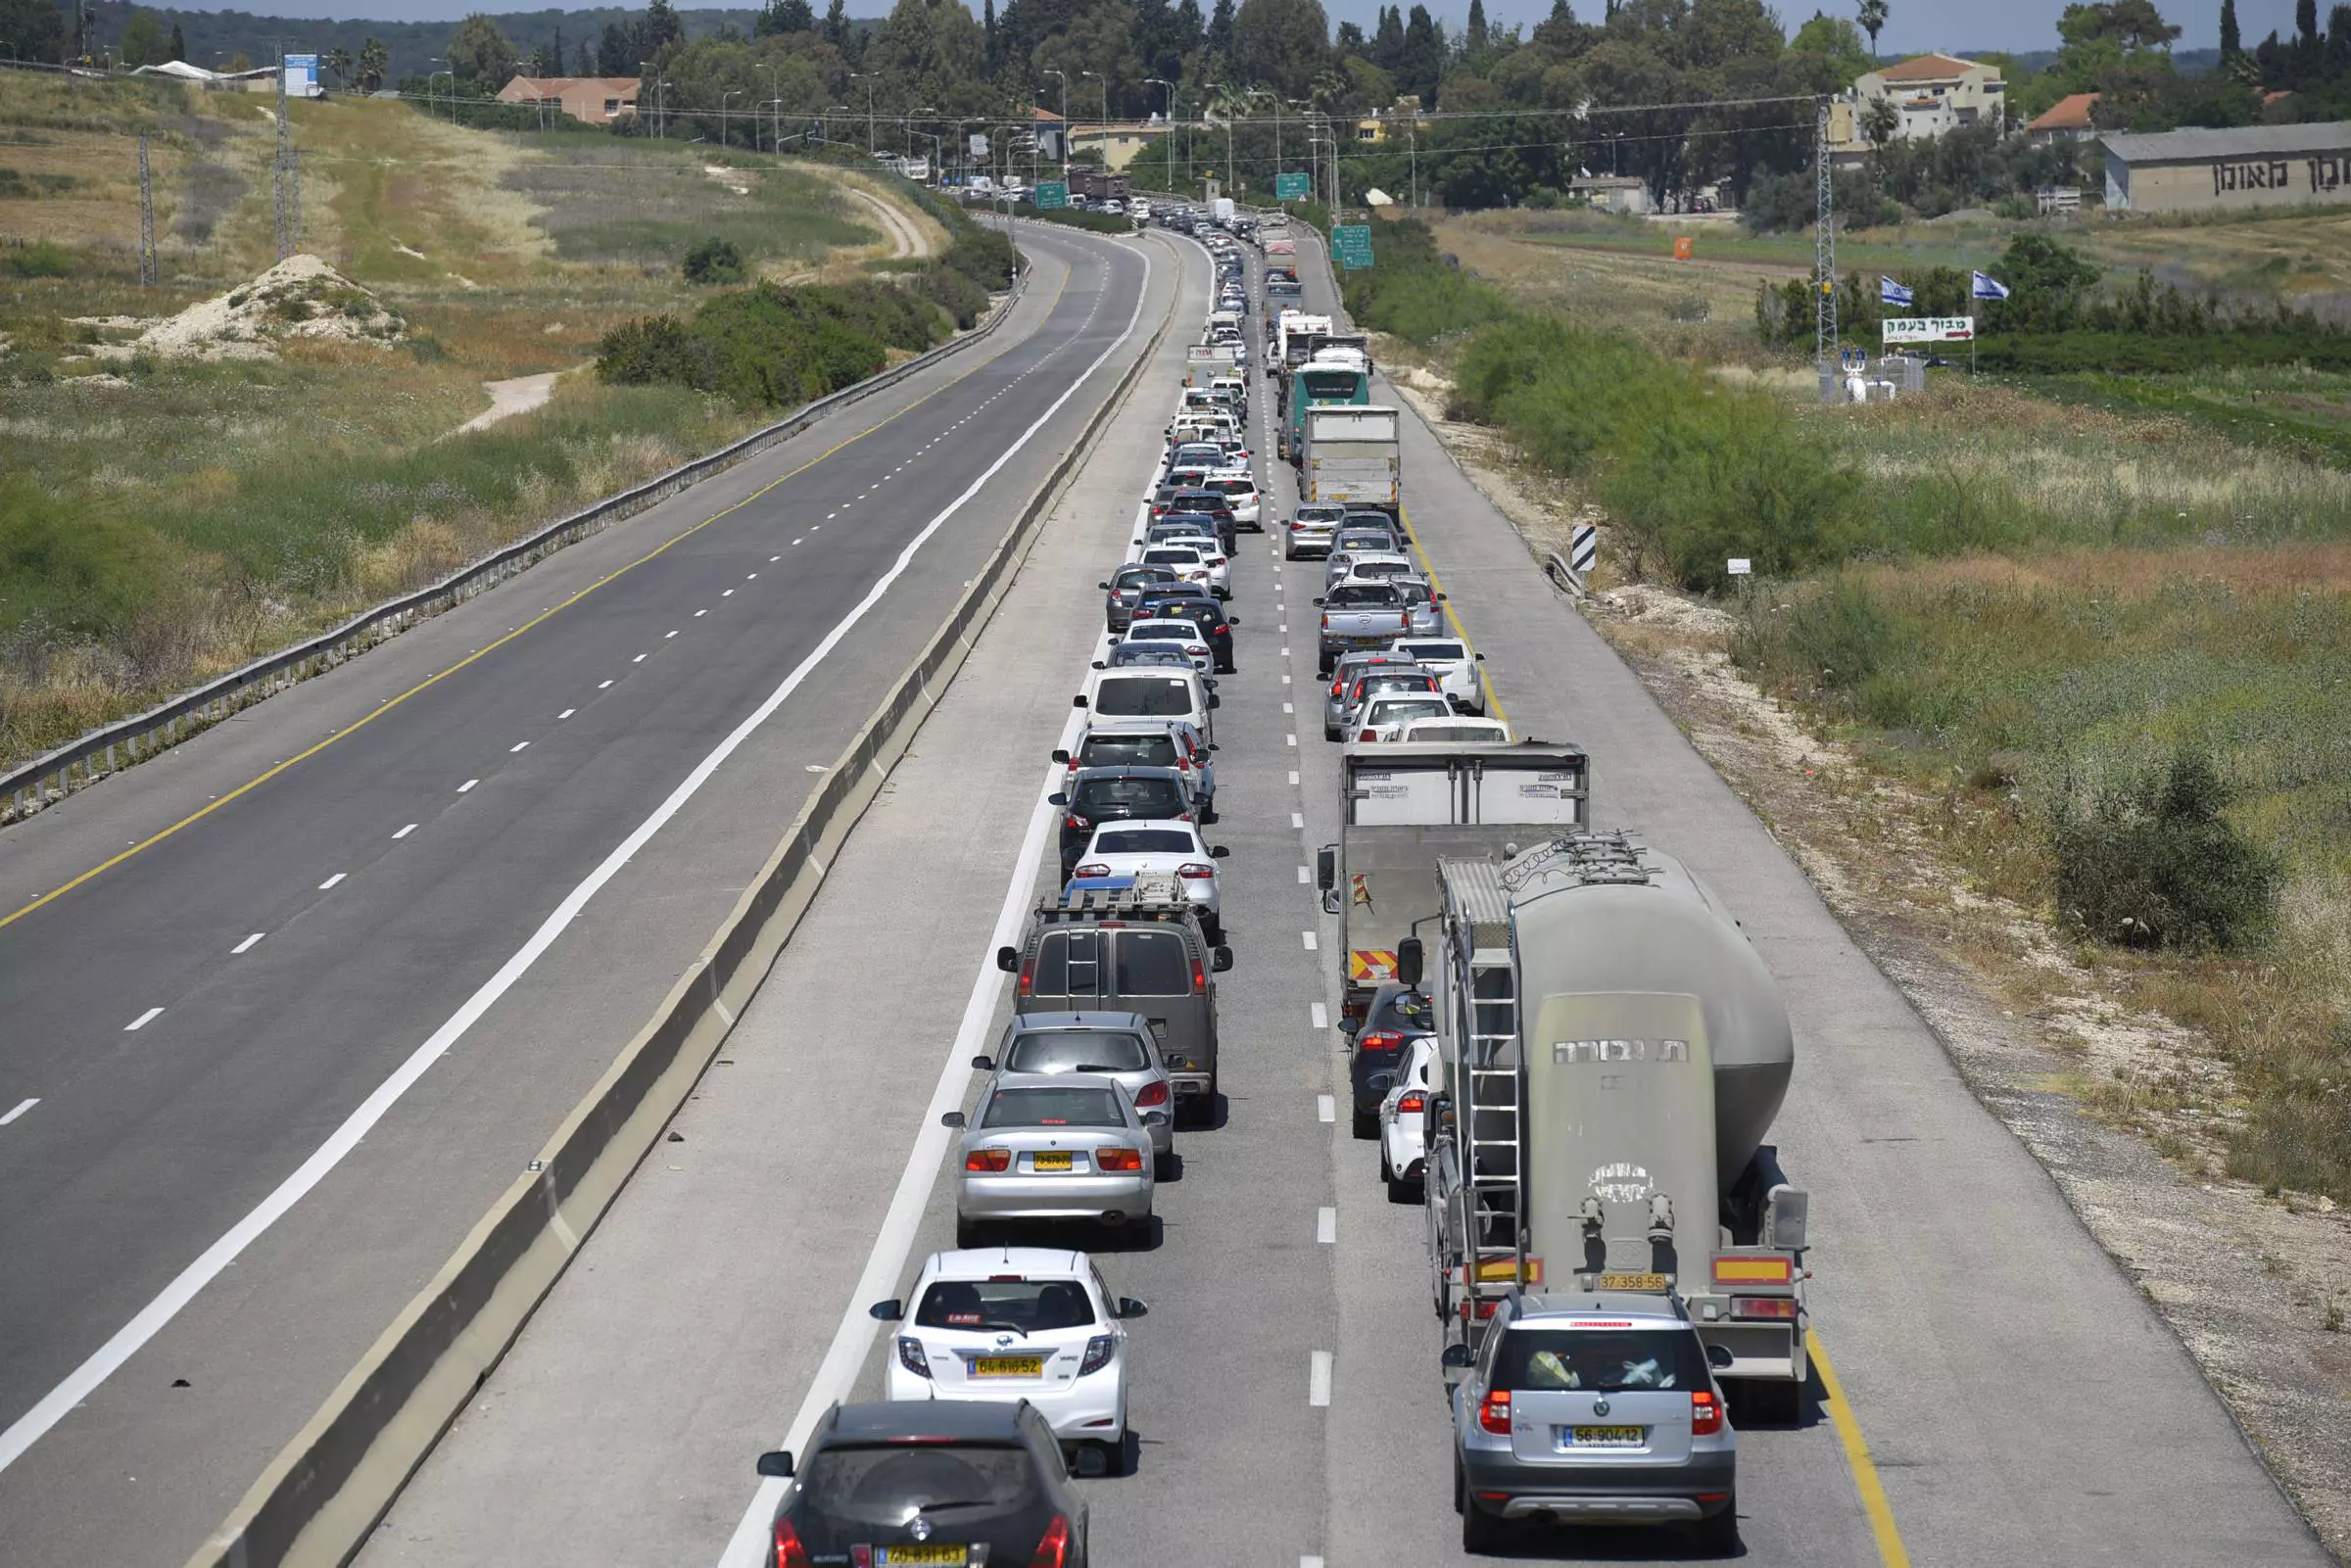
[{"x1": 1038, "y1": 875, "x2": 1202, "y2": 925}]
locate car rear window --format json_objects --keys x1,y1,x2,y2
[
  {"x1": 797, "y1": 1444, "x2": 1038, "y2": 1524},
  {"x1": 915, "y1": 1277, "x2": 1099, "y2": 1331},
  {"x1": 1005, "y1": 1029, "x2": 1151, "y2": 1073},
  {"x1": 1208, "y1": 477, "x2": 1254, "y2": 497},
  {"x1": 1398, "y1": 641, "x2": 1465, "y2": 661},
  {"x1": 1369, "y1": 697, "x2": 1448, "y2": 724},
  {"x1": 1326, "y1": 584, "x2": 1401, "y2": 607},
  {"x1": 1115, "y1": 929, "x2": 1192, "y2": 995},
  {"x1": 982, "y1": 1085, "x2": 1126, "y2": 1128},
  {"x1": 1076, "y1": 778, "x2": 1185, "y2": 816},
  {"x1": 1128, "y1": 622, "x2": 1197, "y2": 641},
  {"x1": 1367, "y1": 988, "x2": 1436, "y2": 1031},
  {"x1": 1494, "y1": 1327, "x2": 1711, "y2": 1393},
  {"x1": 1115, "y1": 567, "x2": 1173, "y2": 590},
  {"x1": 1142, "y1": 548, "x2": 1203, "y2": 566},
  {"x1": 1110, "y1": 644, "x2": 1188, "y2": 668},
  {"x1": 1361, "y1": 672, "x2": 1438, "y2": 696},
  {"x1": 1092, "y1": 677, "x2": 1195, "y2": 718},
  {"x1": 1080, "y1": 734, "x2": 1178, "y2": 769},
  {"x1": 1094, "y1": 828, "x2": 1196, "y2": 854}
]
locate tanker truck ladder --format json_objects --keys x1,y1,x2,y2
[{"x1": 1463, "y1": 968, "x2": 1526, "y2": 1307}]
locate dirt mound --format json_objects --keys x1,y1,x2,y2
[{"x1": 129, "y1": 254, "x2": 405, "y2": 360}]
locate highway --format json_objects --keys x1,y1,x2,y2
[
  {"x1": 0, "y1": 221, "x2": 1168, "y2": 1568},
  {"x1": 4, "y1": 207, "x2": 2328, "y2": 1568}
]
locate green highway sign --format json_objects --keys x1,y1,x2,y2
[
  {"x1": 1034, "y1": 181, "x2": 1070, "y2": 210},
  {"x1": 1331, "y1": 223, "x2": 1374, "y2": 269},
  {"x1": 1274, "y1": 171, "x2": 1312, "y2": 201}
]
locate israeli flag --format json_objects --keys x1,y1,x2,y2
[
  {"x1": 1879, "y1": 275, "x2": 1913, "y2": 308},
  {"x1": 1973, "y1": 270, "x2": 2010, "y2": 301}
]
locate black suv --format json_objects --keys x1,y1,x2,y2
[
  {"x1": 1050, "y1": 766, "x2": 1193, "y2": 881},
  {"x1": 758, "y1": 1401, "x2": 1089, "y2": 1567},
  {"x1": 1131, "y1": 589, "x2": 1237, "y2": 673}
]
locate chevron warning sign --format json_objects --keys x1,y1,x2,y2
[{"x1": 1349, "y1": 949, "x2": 1398, "y2": 983}]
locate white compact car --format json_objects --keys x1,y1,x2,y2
[
  {"x1": 1353, "y1": 692, "x2": 1454, "y2": 743},
  {"x1": 1138, "y1": 543, "x2": 1221, "y2": 595},
  {"x1": 1376, "y1": 1036, "x2": 1437, "y2": 1202},
  {"x1": 1067, "y1": 819, "x2": 1228, "y2": 941},
  {"x1": 870, "y1": 1248, "x2": 1148, "y2": 1474},
  {"x1": 1126, "y1": 618, "x2": 1216, "y2": 677},
  {"x1": 1204, "y1": 471, "x2": 1261, "y2": 529},
  {"x1": 1401, "y1": 716, "x2": 1512, "y2": 744},
  {"x1": 1387, "y1": 636, "x2": 1487, "y2": 714}
]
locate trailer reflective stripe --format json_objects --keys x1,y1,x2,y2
[
  {"x1": 1712, "y1": 1255, "x2": 1796, "y2": 1285},
  {"x1": 1347, "y1": 949, "x2": 1397, "y2": 981}
]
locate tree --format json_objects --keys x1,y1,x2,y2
[
  {"x1": 1792, "y1": 11, "x2": 1871, "y2": 79},
  {"x1": 358, "y1": 36, "x2": 389, "y2": 89},
  {"x1": 2297, "y1": 0, "x2": 2319, "y2": 47},
  {"x1": 1371, "y1": 3, "x2": 1404, "y2": 68},
  {"x1": 1232, "y1": 0, "x2": 1331, "y2": 99},
  {"x1": 1335, "y1": 19, "x2": 1365, "y2": 49},
  {"x1": 168, "y1": 21, "x2": 184, "y2": 60},
  {"x1": 118, "y1": 8, "x2": 169, "y2": 67},
  {"x1": 2220, "y1": 0, "x2": 2241, "y2": 55},
  {"x1": 1206, "y1": 0, "x2": 1235, "y2": 58},
  {"x1": 984, "y1": 0, "x2": 998, "y2": 61},
  {"x1": 645, "y1": 0, "x2": 687, "y2": 55},
  {"x1": 446, "y1": 13, "x2": 520, "y2": 90},
  {"x1": 323, "y1": 45, "x2": 355, "y2": 85},
  {"x1": 0, "y1": 0, "x2": 66, "y2": 62},
  {"x1": 760, "y1": 0, "x2": 817, "y2": 32},
  {"x1": 822, "y1": 0, "x2": 852, "y2": 50},
  {"x1": 1855, "y1": 0, "x2": 1886, "y2": 61},
  {"x1": 1860, "y1": 92, "x2": 1898, "y2": 145},
  {"x1": 1465, "y1": 0, "x2": 1489, "y2": 52},
  {"x1": 1399, "y1": 2, "x2": 1443, "y2": 101}
]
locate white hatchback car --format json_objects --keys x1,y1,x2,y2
[
  {"x1": 1141, "y1": 539, "x2": 1230, "y2": 598},
  {"x1": 870, "y1": 1248, "x2": 1147, "y2": 1474},
  {"x1": 1067, "y1": 819, "x2": 1227, "y2": 942},
  {"x1": 1138, "y1": 543, "x2": 1223, "y2": 596},
  {"x1": 1353, "y1": 692, "x2": 1453, "y2": 743},
  {"x1": 1376, "y1": 1036, "x2": 1437, "y2": 1202},
  {"x1": 1387, "y1": 636, "x2": 1487, "y2": 713},
  {"x1": 1126, "y1": 618, "x2": 1215, "y2": 677}
]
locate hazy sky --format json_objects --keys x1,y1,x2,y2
[{"x1": 171, "y1": 0, "x2": 2301, "y2": 56}]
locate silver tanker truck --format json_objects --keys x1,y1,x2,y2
[{"x1": 1410, "y1": 829, "x2": 1811, "y2": 1419}]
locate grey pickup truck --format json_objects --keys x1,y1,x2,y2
[{"x1": 1314, "y1": 581, "x2": 1414, "y2": 677}]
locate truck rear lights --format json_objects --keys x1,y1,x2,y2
[
  {"x1": 894, "y1": 1336, "x2": 932, "y2": 1379},
  {"x1": 1079, "y1": 1334, "x2": 1118, "y2": 1375},
  {"x1": 1478, "y1": 1389, "x2": 1511, "y2": 1434},
  {"x1": 1730, "y1": 1297, "x2": 1799, "y2": 1320},
  {"x1": 1691, "y1": 1389, "x2": 1724, "y2": 1436},
  {"x1": 772, "y1": 1519, "x2": 812, "y2": 1568},
  {"x1": 1132, "y1": 1079, "x2": 1170, "y2": 1108},
  {"x1": 966, "y1": 1149, "x2": 1012, "y2": 1172},
  {"x1": 1094, "y1": 1147, "x2": 1144, "y2": 1172}
]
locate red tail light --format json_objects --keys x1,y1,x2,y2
[
  {"x1": 1731, "y1": 1297, "x2": 1799, "y2": 1320},
  {"x1": 1176, "y1": 862, "x2": 1216, "y2": 879},
  {"x1": 966, "y1": 1149, "x2": 1011, "y2": 1172},
  {"x1": 1320, "y1": 615, "x2": 1331, "y2": 631},
  {"x1": 1191, "y1": 961, "x2": 1207, "y2": 993},
  {"x1": 1017, "y1": 960, "x2": 1034, "y2": 995},
  {"x1": 1073, "y1": 863, "x2": 1112, "y2": 879},
  {"x1": 1095, "y1": 1147, "x2": 1143, "y2": 1172},
  {"x1": 1692, "y1": 1388, "x2": 1724, "y2": 1436},
  {"x1": 1133, "y1": 1079, "x2": 1169, "y2": 1108},
  {"x1": 1360, "y1": 1031, "x2": 1405, "y2": 1053},
  {"x1": 1028, "y1": 1514, "x2": 1074, "y2": 1568},
  {"x1": 1359, "y1": 729, "x2": 1376, "y2": 741},
  {"x1": 1397, "y1": 1091, "x2": 1425, "y2": 1114},
  {"x1": 1064, "y1": 814, "x2": 1090, "y2": 832},
  {"x1": 1478, "y1": 1389, "x2": 1511, "y2": 1434},
  {"x1": 773, "y1": 1518, "x2": 811, "y2": 1568},
  {"x1": 1330, "y1": 680, "x2": 1345, "y2": 696}
]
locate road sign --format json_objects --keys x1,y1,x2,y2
[
  {"x1": 968, "y1": 132, "x2": 988, "y2": 159},
  {"x1": 1882, "y1": 315, "x2": 1973, "y2": 343},
  {"x1": 1275, "y1": 171, "x2": 1312, "y2": 201},
  {"x1": 1330, "y1": 223, "x2": 1374, "y2": 269},
  {"x1": 1034, "y1": 181, "x2": 1069, "y2": 210}
]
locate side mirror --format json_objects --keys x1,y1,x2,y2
[
  {"x1": 1115, "y1": 1297, "x2": 1149, "y2": 1319},
  {"x1": 1213, "y1": 945, "x2": 1234, "y2": 972},
  {"x1": 755, "y1": 1450, "x2": 795, "y2": 1478},
  {"x1": 1316, "y1": 845, "x2": 1337, "y2": 891},
  {"x1": 1707, "y1": 1344, "x2": 1735, "y2": 1370},
  {"x1": 869, "y1": 1299, "x2": 904, "y2": 1321},
  {"x1": 996, "y1": 945, "x2": 1020, "y2": 973},
  {"x1": 1440, "y1": 1343, "x2": 1475, "y2": 1370},
  {"x1": 1339, "y1": 1015, "x2": 1362, "y2": 1035},
  {"x1": 1090, "y1": 660, "x2": 1106, "y2": 671},
  {"x1": 1396, "y1": 936, "x2": 1423, "y2": 988},
  {"x1": 1051, "y1": 748, "x2": 1071, "y2": 764},
  {"x1": 1227, "y1": 615, "x2": 1241, "y2": 626},
  {"x1": 1073, "y1": 695, "x2": 1088, "y2": 708},
  {"x1": 939, "y1": 1111, "x2": 967, "y2": 1129},
  {"x1": 1208, "y1": 743, "x2": 1221, "y2": 752},
  {"x1": 1097, "y1": 581, "x2": 1110, "y2": 590},
  {"x1": 1436, "y1": 592, "x2": 1448, "y2": 601},
  {"x1": 1140, "y1": 1110, "x2": 1170, "y2": 1127},
  {"x1": 1210, "y1": 844, "x2": 1230, "y2": 859},
  {"x1": 971, "y1": 1054, "x2": 996, "y2": 1070},
  {"x1": 1475, "y1": 651, "x2": 1486, "y2": 660},
  {"x1": 1312, "y1": 596, "x2": 1326, "y2": 607},
  {"x1": 1047, "y1": 791, "x2": 1069, "y2": 807}
]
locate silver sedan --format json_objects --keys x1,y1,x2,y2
[{"x1": 944, "y1": 1072, "x2": 1161, "y2": 1248}]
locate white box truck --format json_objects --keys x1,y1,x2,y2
[{"x1": 1303, "y1": 404, "x2": 1401, "y2": 514}]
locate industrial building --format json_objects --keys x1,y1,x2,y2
[{"x1": 2102, "y1": 120, "x2": 2351, "y2": 213}]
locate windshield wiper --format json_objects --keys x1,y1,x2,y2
[
  {"x1": 975, "y1": 1320, "x2": 1029, "y2": 1338},
  {"x1": 911, "y1": 1497, "x2": 995, "y2": 1514}
]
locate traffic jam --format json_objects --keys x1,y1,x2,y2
[{"x1": 749, "y1": 213, "x2": 1812, "y2": 1566}]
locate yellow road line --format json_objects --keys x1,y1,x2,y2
[
  {"x1": 1, "y1": 262, "x2": 1075, "y2": 933},
  {"x1": 1392, "y1": 503, "x2": 1511, "y2": 734},
  {"x1": 1809, "y1": 1327, "x2": 1913, "y2": 1568}
]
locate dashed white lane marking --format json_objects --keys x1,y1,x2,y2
[
  {"x1": 769, "y1": 555, "x2": 782, "y2": 562},
  {"x1": 599, "y1": 680, "x2": 614, "y2": 689},
  {"x1": 1289, "y1": 770, "x2": 1300, "y2": 785},
  {"x1": 231, "y1": 932, "x2": 264, "y2": 954},
  {"x1": 1297, "y1": 865, "x2": 1311, "y2": 883},
  {"x1": 1310, "y1": 1351, "x2": 1333, "y2": 1406},
  {"x1": 1317, "y1": 1208, "x2": 1336, "y2": 1244},
  {"x1": 1280, "y1": 645, "x2": 1290, "y2": 657},
  {"x1": 1302, "y1": 930, "x2": 1319, "y2": 951},
  {"x1": 792, "y1": 540, "x2": 803, "y2": 546},
  {"x1": 1282, "y1": 673, "x2": 1291, "y2": 685},
  {"x1": 318, "y1": 873, "x2": 346, "y2": 891},
  {"x1": 665, "y1": 630, "x2": 680, "y2": 640},
  {"x1": 1303, "y1": 1558, "x2": 1327, "y2": 1568},
  {"x1": 1292, "y1": 810, "x2": 1306, "y2": 832},
  {"x1": 393, "y1": 824, "x2": 417, "y2": 839},
  {"x1": 125, "y1": 1008, "x2": 165, "y2": 1032},
  {"x1": 1286, "y1": 734, "x2": 1298, "y2": 747},
  {"x1": 695, "y1": 609, "x2": 708, "y2": 618},
  {"x1": 1317, "y1": 1094, "x2": 1335, "y2": 1123},
  {"x1": 457, "y1": 779, "x2": 479, "y2": 793},
  {"x1": 722, "y1": 590, "x2": 735, "y2": 598},
  {"x1": 510, "y1": 741, "x2": 530, "y2": 753},
  {"x1": 1282, "y1": 701, "x2": 1293, "y2": 714},
  {"x1": 746, "y1": 573, "x2": 758, "y2": 580},
  {"x1": 633, "y1": 654, "x2": 648, "y2": 663},
  {"x1": 0, "y1": 1099, "x2": 37, "y2": 1126},
  {"x1": 557, "y1": 708, "x2": 576, "y2": 720}
]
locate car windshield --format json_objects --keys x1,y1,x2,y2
[
  {"x1": 1094, "y1": 828, "x2": 1197, "y2": 855},
  {"x1": 1398, "y1": 641, "x2": 1465, "y2": 662},
  {"x1": 1080, "y1": 733, "x2": 1178, "y2": 769},
  {"x1": 981, "y1": 1086, "x2": 1126, "y2": 1129},
  {"x1": 1326, "y1": 584, "x2": 1401, "y2": 607},
  {"x1": 1075, "y1": 778, "x2": 1186, "y2": 815},
  {"x1": 1494, "y1": 1328, "x2": 1711, "y2": 1394},
  {"x1": 915, "y1": 1277, "x2": 1100, "y2": 1332},
  {"x1": 796, "y1": 1444, "x2": 1037, "y2": 1527},
  {"x1": 1005, "y1": 1029, "x2": 1152, "y2": 1073},
  {"x1": 1092, "y1": 677, "x2": 1195, "y2": 717}
]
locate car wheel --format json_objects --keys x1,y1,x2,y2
[
  {"x1": 1351, "y1": 1106, "x2": 1377, "y2": 1141},
  {"x1": 1094, "y1": 1436, "x2": 1128, "y2": 1478},
  {"x1": 1695, "y1": 1491, "x2": 1740, "y2": 1556},
  {"x1": 1453, "y1": 1456, "x2": 1465, "y2": 1514},
  {"x1": 1461, "y1": 1493, "x2": 1508, "y2": 1553},
  {"x1": 1322, "y1": 725, "x2": 1340, "y2": 741}
]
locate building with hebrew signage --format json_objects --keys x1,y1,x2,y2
[{"x1": 2102, "y1": 121, "x2": 2351, "y2": 214}]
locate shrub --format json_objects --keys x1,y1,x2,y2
[
  {"x1": 1, "y1": 240, "x2": 74, "y2": 278},
  {"x1": 1733, "y1": 576, "x2": 1891, "y2": 693},
  {"x1": 1340, "y1": 218, "x2": 1516, "y2": 346},
  {"x1": 597, "y1": 280, "x2": 951, "y2": 407},
  {"x1": 2050, "y1": 747, "x2": 2281, "y2": 951},
  {"x1": 682, "y1": 236, "x2": 746, "y2": 285}
]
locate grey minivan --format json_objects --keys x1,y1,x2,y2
[{"x1": 998, "y1": 898, "x2": 1230, "y2": 1126}]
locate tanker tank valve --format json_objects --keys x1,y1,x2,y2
[
  {"x1": 1577, "y1": 1196, "x2": 1606, "y2": 1235},
  {"x1": 1647, "y1": 1194, "x2": 1675, "y2": 1243}
]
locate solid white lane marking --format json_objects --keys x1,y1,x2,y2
[
  {"x1": 0, "y1": 1098, "x2": 37, "y2": 1126},
  {"x1": 393, "y1": 824, "x2": 417, "y2": 839},
  {"x1": 557, "y1": 709, "x2": 576, "y2": 720},
  {"x1": 1310, "y1": 1351, "x2": 1333, "y2": 1405},
  {"x1": 1311, "y1": 1002, "x2": 1328, "y2": 1028},
  {"x1": 1317, "y1": 1094, "x2": 1335, "y2": 1123},
  {"x1": 1297, "y1": 866, "x2": 1310, "y2": 883},
  {"x1": 318, "y1": 873, "x2": 346, "y2": 890},
  {"x1": 125, "y1": 1008, "x2": 164, "y2": 1032},
  {"x1": 1317, "y1": 1207, "x2": 1336, "y2": 1244},
  {"x1": 1303, "y1": 931, "x2": 1319, "y2": 951},
  {"x1": 510, "y1": 741, "x2": 530, "y2": 753},
  {"x1": 231, "y1": 932, "x2": 264, "y2": 954},
  {"x1": 457, "y1": 779, "x2": 479, "y2": 793}
]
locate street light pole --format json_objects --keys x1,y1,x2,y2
[
  {"x1": 1080, "y1": 69, "x2": 1103, "y2": 186},
  {"x1": 1146, "y1": 76, "x2": 1173, "y2": 194},
  {"x1": 1042, "y1": 69, "x2": 1067, "y2": 176},
  {"x1": 850, "y1": 71, "x2": 875, "y2": 153}
]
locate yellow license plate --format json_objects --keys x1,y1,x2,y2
[
  {"x1": 1599, "y1": 1271, "x2": 1669, "y2": 1291},
  {"x1": 1032, "y1": 1151, "x2": 1073, "y2": 1172},
  {"x1": 1568, "y1": 1426, "x2": 1645, "y2": 1448},
  {"x1": 877, "y1": 1547, "x2": 965, "y2": 1567},
  {"x1": 972, "y1": 1354, "x2": 1044, "y2": 1377}
]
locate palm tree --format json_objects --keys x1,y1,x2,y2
[
  {"x1": 1860, "y1": 94, "x2": 1898, "y2": 148},
  {"x1": 322, "y1": 46, "x2": 354, "y2": 88},
  {"x1": 1207, "y1": 80, "x2": 1255, "y2": 122},
  {"x1": 1310, "y1": 67, "x2": 1349, "y2": 114},
  {"x1": 357, "y1": 36, "x2": 389, "y2": 92},
  {"x1": 1855, "y1": 0, "x2": 1888, "y2": 64}
]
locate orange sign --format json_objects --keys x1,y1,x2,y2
[
  {"x1": 1672, "y1": 235, "x2": 1694, "y2": 261},
  {"x1": 1349, "y1": 949, "x2": 1399, "y2": 982}
]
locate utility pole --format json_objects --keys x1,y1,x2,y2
[
  {"x1": 1814, "y1": 96, "x2": 1838, "y2": 400},
  {"x1": 851, "y1": 72, "x2": 876, "y2": 154},
  {"x1": 1147, "y1": 78, "x2": 1173, "y2": 194},
  {"x1": 1042, "y1": 69, "x2": 1066, "y2": 175},
  {"x1": 1408, "y1": 119, "x2": 1417, "y2": 207},
  {"x1": 272, "y1": 48, "x2": 293, "y2": 260},
  {"x1": 137, "y1": 133, "x2": 155, "y2": 285}
]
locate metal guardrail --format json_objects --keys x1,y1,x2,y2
[{"x1": 1, "y1": 266, "x2": 1028, "y2": 828}]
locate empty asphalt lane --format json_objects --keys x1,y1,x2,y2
[{"x1": 0, "y1": 223, "x2": 1160, "y2": 1568}]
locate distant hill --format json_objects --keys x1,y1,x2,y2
[{"x1": 1951, "y1": 46, "x2": 2220, "y2": 75}]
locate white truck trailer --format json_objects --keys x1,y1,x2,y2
[{"x1": 1302, "y1": 404, "x2": 1400, "y2": 514}]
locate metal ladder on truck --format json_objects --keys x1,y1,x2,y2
[{"x1": 1449, "y1": 959, "x2": 1525, "y2": 1337}]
